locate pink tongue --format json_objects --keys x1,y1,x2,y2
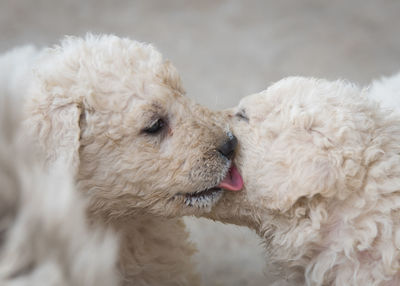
[{"x1": 218, "y1": 165, "x2": 243, "y2": 191}]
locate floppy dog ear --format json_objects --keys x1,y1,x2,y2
[
  {"x1": 27, "y1": 100, "x2": 82, "y2": 176},
  {"x1": 266, "y1": 131, "x2": 338, "y2": 212}
]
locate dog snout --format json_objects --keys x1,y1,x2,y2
[{"x1": 218, "y1": 133, "x2": 238, "y2": 160}]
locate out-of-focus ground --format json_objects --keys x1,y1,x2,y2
[{"x1": 1, "y1": 0, "x2": 400, "y2": 285}]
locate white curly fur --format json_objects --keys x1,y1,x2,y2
[
  {"x1": 2, "y1": 34, "x2": 234, "y2": 285},
  {"x1": 369, "y1": 72, "x2": 400, "y2": 113},
  {"x1": 209, "y1": 76, "x2": 400, "y2": 285},
  {"x1": 0, "y1": 83, "x2": 119, "y2": 285}
]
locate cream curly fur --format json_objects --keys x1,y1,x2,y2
[
  {"x1": 6, "y1": 34, "x2": 234, "y2": 285},
  {"x1": 369, "y1": 72, "x2": 400, "y2": 113},
  {"x1": 209, "y1": 77, "x2": 400, "y2": 285},
  {"x1": 0, "y1": 87, "x2": 119, "y2": 285}
]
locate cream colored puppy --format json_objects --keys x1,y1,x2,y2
[
  {"x1": 210, "y1": 77, "x2": 400, "y2": 285},
  {"x1": 0, "y1": 90, "x2": 119, "y2": 286},
  {"x1": 2, "y1": 35, "x2": 242, "y2": 285}
]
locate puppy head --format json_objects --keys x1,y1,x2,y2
[
  {"x1": 26, "y1": 34, "x2": 242, "y2": 218},
  {"x1": 210, "y1": 77, "x2": 379, "y2": 223}
]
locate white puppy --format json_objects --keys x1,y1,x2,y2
[
  {"x1": 210, "y1": 77, "x2": 400, "y2": 285},
  {"x1": 0, "y1": 85, "x2": 119, "y2": 286},
  {"x1": 369, "y1": 71, "x2": 400, "y2": 112}
]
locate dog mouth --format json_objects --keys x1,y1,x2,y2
[{"x1": 181, "y1": 164, "x2": 243, "y2": 209}]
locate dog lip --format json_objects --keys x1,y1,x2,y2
[
  {"x1": 181, "y1": 187, "x2": 224, "y2": 208},
  {"x1": 173, "y1": 186, "x2": 223, "y2": 200},
  {"x1": 174, "y1": 186, "x2": 224, "y2": 208},
  {"x1": 176, "y1": 160, "x2": 232, "y2": 197},
  {"x1": 173, "y1": 161, "x2": 233, "y2": 207},
  {"x1": 184, "y1": 187, "x2": 223, "y2": 198}
]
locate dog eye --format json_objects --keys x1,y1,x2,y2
[
  {"x1": 143, "y1": 118, "x2": 165, "y2": 134},
  {"x1": 235, "y1": 109, "x2": 249, "y2": 122}
]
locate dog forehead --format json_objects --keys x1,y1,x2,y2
[
  {"x1": 239, "y1": 92, "x2": 266, "y2": 110},
  {"x1": 81, "y1": 75, "x2": 182, "y2": 113},
  {"x1": 120, "y1": 93, "x2": 191, "y2": 126},
  {"x1": 238, "y1": 77, "x2": 335, "y2": 120}
]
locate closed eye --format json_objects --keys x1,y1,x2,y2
[
  {"x1": 142, "y1": 118, "x2": 166, "y2": 135},
  {"x1": 235, "y1": 109, "x2": 249, "y2": 122}
]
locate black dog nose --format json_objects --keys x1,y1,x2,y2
[{"x1": 218, "y1": 133, "x2": 238, "y2": 160}]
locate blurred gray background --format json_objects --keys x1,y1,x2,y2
[{"x1": 2, "y1": 0, "x2": 400, "y2": 285}]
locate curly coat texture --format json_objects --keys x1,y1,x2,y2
[
  {"x1": 17, "y1": 34, "x2": 233, "y2": 285},
  {"x1": 369, "y1": 72, "x2": 400, "y2": 113},
  {"x1": 209, "y1": 77, "x2": 400, "y2": 285},
  {"x1": 0, "y1": 85, "x2": 119, "y2": 285}
]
